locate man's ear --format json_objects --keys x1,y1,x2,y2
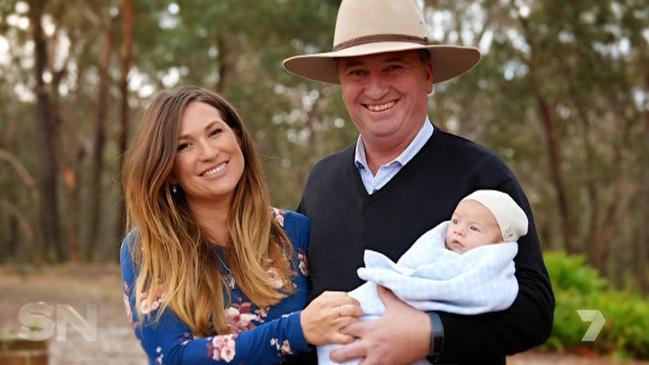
[{"x1": 425, "y1": 63, "x2": 434, "y2": 94}]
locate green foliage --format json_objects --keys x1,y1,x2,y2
[
  {"x1": 545, "y1": 251, "x2": 607, "y2": 294},
  {"x1": 543, "y1": 251, "x2": 649, "y2": 359}
]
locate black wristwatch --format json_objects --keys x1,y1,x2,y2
[{"x1": 426, "y1": 312, "x2": 444, "y2": 364}]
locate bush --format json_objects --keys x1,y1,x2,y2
[{"x1": 542, "y1": 251, "x2": 649, "y2": 359}]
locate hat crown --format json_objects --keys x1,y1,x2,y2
[
  {"x1": 333, "y1": 0, "x2": 428, "y2": 49},
  {"x1": 282, "y1": 0, "x2": 480, "y2": 85}
]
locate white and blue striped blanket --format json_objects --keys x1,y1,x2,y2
[{"x1": 317, "y1": 221, "x2": 519, "y2": 365}]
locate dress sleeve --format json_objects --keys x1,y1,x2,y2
[{"x1": 119, "y1": 234, "x2": 310, "y2": 365}]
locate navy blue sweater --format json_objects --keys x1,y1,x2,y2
[{"x1": 297, "y1": 128, "x2": 554, "y2": 364}]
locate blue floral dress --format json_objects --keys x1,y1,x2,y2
[{"x1": 120, "y1": 209, "x2": 311, "y2": 365}]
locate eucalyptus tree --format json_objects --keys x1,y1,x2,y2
[{"x1": 428, "y1": 0, "x2": 648, "y2": 287}]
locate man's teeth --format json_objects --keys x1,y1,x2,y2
[
  {"x1": 366, "y1": 101, "x2": 395, "y2": 112},
  {"x1": 202, "y1": 163, "x2": 226, "y2": 177}
]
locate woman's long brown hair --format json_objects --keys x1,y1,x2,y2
[{"x1": 122, "y1": 86, "x2": 294, "y2": 336}]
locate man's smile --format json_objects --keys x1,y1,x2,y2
[{"x1": 363, "y1": 100, "x2": 396, "y2": 112}]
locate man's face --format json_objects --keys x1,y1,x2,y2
[
  {"x1": 445, "y1": 200, "x2": 503, "y2": 254},
  {"x1": 337, "y1": 50, "x2": 433, "y2": 150}
]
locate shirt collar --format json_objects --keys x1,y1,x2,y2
[{"x1": 354, "y1": 117, "x2": 434, "y2": 171}]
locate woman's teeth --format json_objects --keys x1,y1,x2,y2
[{"x1": 201, "y1": 163, "x2": 226, "y2": 177}]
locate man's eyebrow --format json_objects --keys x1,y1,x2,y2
[
  {"x1": 384, "y1": 56, "x2": 406, "y2": 63},
  {"x1": 340, "y1": 59, "x2": 365, "y2": 69}
]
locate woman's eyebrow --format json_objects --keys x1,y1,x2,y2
[{"x1": 178, "y1": 120, "x2": 222, "y2": 139}]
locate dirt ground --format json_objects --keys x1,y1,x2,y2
[{"x1": 0, "y1": 264, "x2": 646, "y2": 365}]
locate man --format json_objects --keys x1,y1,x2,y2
[{"x1": 283, "y1": 0, "x2": 554, "y2": 364}]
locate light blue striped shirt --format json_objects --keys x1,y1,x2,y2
[{"x1": 354, "y1": 118, "x2": 434, "y2": 194}]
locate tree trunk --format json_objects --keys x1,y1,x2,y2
[
  {"x1": 87, "y1": 20, "x2": 114, "y2": 261},
  {"x1": 2, "y1": 77, "x2": 19, "y2": 261},
  {"x1": 299, "y1": 92, "x2": 327, "y2": 185},
  {"x1": 62, "y1": 163, "x2": 80, "y2": 262},
  {"x1": 518, "y1": 15, "x2": 576, "y2": 254},
  {"x1": 589, "y1": 72, "x2": 637, "y2": 275},
  {"x1": 115, "y1": 0, "x2": 134, "y2": 251},
  {"x1": 529, "y1": 80, "x2": 575, "y2": 254},
  {"x1": 49, "y1": 29, "x2": 77, "y2": 264},
  {"x1": 1, "y1": 199, "x2": 35, "y2": 259},
  {"x1": 563, "y1": 74, "x2": 603, "y2": 267},
  {"x1": 0, "y1": 147, "x2": 39, "y2": 262},
  {"x1": 28, "y1": 0, "x2": 65, "y2": 262},
  {"x1": 638, "y1": 72, "x2": 649, "y2": 292},
  {"x1": 216, "y1": 36, "x2": 237, "y2": 94},
  {"x1": 8, "y1": 217, "x2": 18, "y2": 260}
]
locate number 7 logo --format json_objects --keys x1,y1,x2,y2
[{"x1": 577, "y1": 310, "x2": 605, "y2": 341}]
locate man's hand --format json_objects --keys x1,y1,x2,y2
[{"x1": 331, "y1": 286, "x2": 432, "y2": 365}]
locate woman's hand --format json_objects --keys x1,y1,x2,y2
[{"x1": 300, "y1": 291, "x2": 363, "y2": 345}]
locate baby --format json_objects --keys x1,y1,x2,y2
[
  {"x1": 445, "y1": 189, "x2": 528, "y2": 254},
  {"x1": 318, "y1": 189, "x2": 529, "y2": 365}
]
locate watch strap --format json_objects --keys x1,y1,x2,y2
[{"x1": 426, "y1": 312, "x2": 444, "y2": 363}]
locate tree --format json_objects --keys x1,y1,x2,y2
[
  {"x1": 114, "y1": 0, "x2": 134, "y2": 249},
  {"x1": 87, "y1": 5, "x2": 115, "y2": 261},
  {"x1": 28, "y1": 0, "x2": 65, "y2": 261}
]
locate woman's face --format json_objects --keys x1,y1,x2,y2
[{"x1": 172, "y1": 101, "x2": 245, "y2": 207}]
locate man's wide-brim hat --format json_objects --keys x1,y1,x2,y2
[{"x1": 282, "y1": 0, "x2": 481, "y2": 85}]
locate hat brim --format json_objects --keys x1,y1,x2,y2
[{"x1": 283, "y1": 42, "x2": 481, "y2": 85}]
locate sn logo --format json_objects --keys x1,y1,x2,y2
[{"x1": 18, "y1": 302, "x2": 97, "y2": 342}]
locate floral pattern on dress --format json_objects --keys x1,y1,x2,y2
[
  {"x1": 297, "y1": 250, "x2": 309, "y2": 277},
  {"x1": 271, "y1": 207, "x2": 285, "y2": 227},
  {"x1": 140, "y1": 286, "x2": 167, "y2": 314},
  {"x1": 122, "y1": 282, "x2": 139, "y2": 329},
  {"x1": 270, "y1": 337, "x2": 293, "y2": 356},
  {"x1": 207, "y1": 334, "x2": 237, "y2": 362},
  {"x1": 256, "y1": 305, "x2": 269, "y2": 320},
  {"x1": 225, "y1": 304, "x2": 258, "y2": 333},
  {"x1": 267, "y1": 266, "x2": 285, "y2": 289},
  {"x1": 180, "y1": 332, "x2": 193, "y2": 346},
  {"x1": 155, "y1": 346, "x2": 164, "y2": 365},
  {"x1": 120, "y1": 209, "x2": 311, "y2": 364},
  {"x1": 224, "y1": 297, "x2": 271, "y2": 334}
]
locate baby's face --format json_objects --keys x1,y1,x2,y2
[{"x1": 445, "y1": 200, "x2": 503, "y2": 254}]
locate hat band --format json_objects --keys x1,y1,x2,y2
[{"x1": 333, "y1": 34, "x2": 429, "y2": 51}]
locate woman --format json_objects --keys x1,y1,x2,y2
[{"x1": 120, "y1": 86, "x2": 361, "y2": 364}]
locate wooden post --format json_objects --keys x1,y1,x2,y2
[{"x1": 0, "y1": 337, "x2": 48, "y2": 365}]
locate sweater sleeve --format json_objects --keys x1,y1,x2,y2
[
  {"x1": 436, "y1": 165, "x2": 555, "y2": 363},
  {"x1": 119, "y1": 233, "x2": 310, "y2": 365}
]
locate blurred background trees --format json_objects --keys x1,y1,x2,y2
[{"x1": 0, "y1": 0, "x2": 647, "y2": 292}]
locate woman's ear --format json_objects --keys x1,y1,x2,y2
[
  {"x1": 167, "y1": 175, "x2": 180, "y2": 194},
  {"x1": 166, "y1": 171, "x2": 178, "y2": 186}
]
